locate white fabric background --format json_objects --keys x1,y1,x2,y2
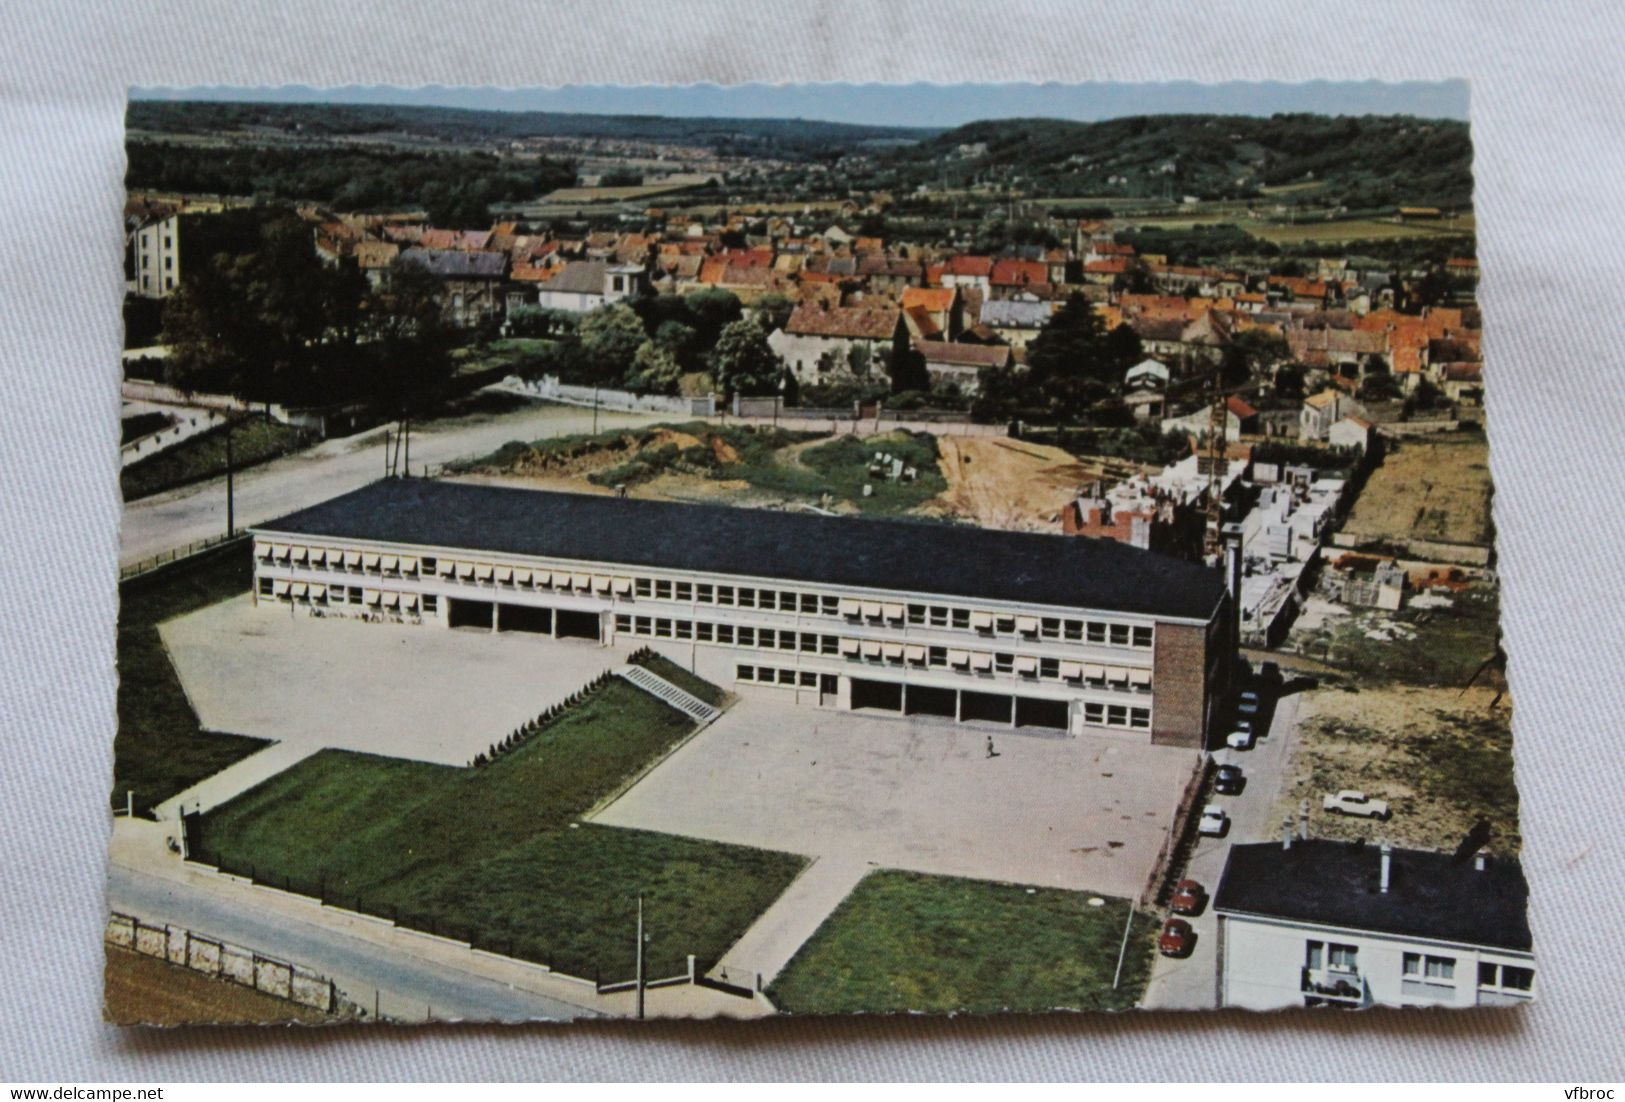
[{"x1": 1, "y1": 0, "x2": 1621, "y2": 1081}]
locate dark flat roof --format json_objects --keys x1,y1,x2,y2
[
  {"x1": 254, "y1": 479, "x2": 1226, "y2": 621},
  {"x1": 1214, "y1": 840, "x2": 1531, "y2": 952}
]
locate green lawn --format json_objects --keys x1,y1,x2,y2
[
  {"x1": 769, "y1": 870, "x2": 1159, "y2": 1015},
  {"x1": 115, "y1": 542, "x2": 269, "y2": 814},
  {"x1": 630, "y1": 651, "x2": 732, "y2": 708},
  {"x1": 121, "y1": 418, "x2": 309, "y2": 501},
  {"x1": 194, "y1": 678, "x2": 804, "y2": 980},
  {"x1": 450, "y1": 337, "x2": 557, "y2": 380}
]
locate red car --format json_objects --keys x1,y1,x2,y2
[
  {"x1": 1170, "y1": 879, "x2": 1206, "y2": 916},
  {"x1": 1159, "y1": 917, "x2": 1194, "y2": 957}
]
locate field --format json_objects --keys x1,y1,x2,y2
[
  {"x1": 114, "y1": 543, "x2": 269, "y2": 815},
  {"x1": 769, "y1": 870, "x2": 1157, "y2": 1015},
  {"x1": 449, "y1": 337, "x2": 557, "y2": 381},
  {"x1": 1243, "y1": 214, "x2": 1475, "y2": 245},
  {"x1": 1288, "y1": 583, "x2": 1503, "y2": 687},
  {"x1": 193, "y1": 677, "x2": 805, "y2": 980},
  {"x1": 455, "y1": 422, "x2": 951, "y2": 518},
  {"x1": 541, "y1": 179, "x2": 707, "y2": 204},
  {"x1": 121, "y1": 418, "x2": 310, "y2": 502},
  {"x1": 1273, "y1": 683, "x2": 1518, "y2": 855},
  {"x1": 103, "y1": 945, "x2": 347, "y2": 1026},
  {"x1": 1340, "y1": 433, "x2": 1494, "y2": 551}
]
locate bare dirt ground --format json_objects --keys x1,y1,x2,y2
[
  {"x1": 103, "y1": 945, "x2": 347, "y2": 1026},
  {"x1": 933, "y1": 437, "x2": 1150, "y2": 532},
  {"x1": 1340, "y1": 434, "x2": 1494, "y2": 548},
  {"x1": 1271, "y1": 682, "x2": 1518, "y2": 855}
]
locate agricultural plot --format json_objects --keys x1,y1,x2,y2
[{"x1": 1340, "y1": 433, "x2": 1494, "y2": 554}]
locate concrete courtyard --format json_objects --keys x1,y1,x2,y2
[
  {"x1": 593, "y1": 697, "x2": 1199, "y2": 898},
  {"x1": 160, "y1": 595, "x2": 628, "y2": 766}
]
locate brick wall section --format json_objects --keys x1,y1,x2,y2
[{"x1": 1152, "y1": 620, "x2": 1210, "y2": 748}]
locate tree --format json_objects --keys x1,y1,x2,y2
[
  {"x1": 886, "y1": 343, "x2": 931, "y2": 395},
  {"x1": 162, "y1": 210, "x2": 361, "y2": 404},
  {"x1": 1273, "y1": 363, "x2": 1306, "y2": 403},
  {"x1": 626, "y1": 340, "x2": 684, "y2": 395},
  {"x1": 1102, "y1": 323, "x2": 1145, "y2": 379},
  {"x1": 358, "y1": 258, "x2": 456, "y2": 415},
  {"x1": 652, "y1": 320, "x2": 698, "y2": 369},
  {"x1": 712, "y1": 318, "x2": 783, "y2": 397},
  {"x1": 684, "y1": 288, "x2": 744, "y2": 349},
  {"x1": 752, "y1": 292, "x2": 794, "y2": 334},
  {"x1": 1219, "y1": 328, "x2": 1289, "y2": 389},
  {"x1": 577, "y1": 303, "x2": 646, "y2": 385},
  {"x1": 1358, "y1": 359, "x2": 1400, "y2": 401}
]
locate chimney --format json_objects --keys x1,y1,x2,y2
[
  {"x1": 1282, "y1": 817, "x2": 1293, "y2": 850},
  {"x1": 1222, "y1": 522, "x2": 1244, "y2": 601},
  {"x1": 1379, "y1": 842, "x2": 1392, "y2": 894},
  {"x1": 1298, "y1": 799, "x2": 1310, "y2": 840}
]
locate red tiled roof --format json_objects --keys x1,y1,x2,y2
[{"x1": 785, "y1": 303, "x2": 901, "y2": 340}]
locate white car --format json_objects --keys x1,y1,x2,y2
[
  {"x1": 1323, "y1": 790, "x2": 1391, "y2": 820},
  {"x1": 1225, "y1": 725, "x2": 1255, "y2": 750},
  {"x1": 1198, "y1": 804, "x2": 1229, "y2": 836}
]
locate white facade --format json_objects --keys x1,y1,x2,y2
[
  {"x1": 246, "y1": 529, "x2": 1208, "y2": 743},
  {"x1": 130, "y1": 214, "x2": 180, "y2": 298},
  {"x1": 1219, "y1": 911, "x2": 1535, "y2": 1010}
]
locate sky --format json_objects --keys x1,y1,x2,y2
[{"x1": 131, "y1": 80, "x2": 1469, "y2": 129}]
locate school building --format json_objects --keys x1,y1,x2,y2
[{"x1": 247, "y1": 479, "x2": 1235, "y2": 747}]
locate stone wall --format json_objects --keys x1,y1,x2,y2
[{"x1": 106, "y1": 912, "x2": 335, "y2": 1013}]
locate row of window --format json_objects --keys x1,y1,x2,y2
[
  {"x1": 257, "y1": 577, "x2": 438, "y2": 613},
  {"x1": 611, "y1": 613, "x2": 1152, "y2": 691},
  {"x1": 1309, "y1": 941, "x2": 1534, "y2": 994},
  {"x1": 736, "y1": 664, "x2": 829, "y2": 690},
  {"x1": 256, "y1": 542, "x2": 1155, "y2": 651}
]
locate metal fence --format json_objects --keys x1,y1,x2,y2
[{"x1": 119, "y1": 532, "x2": 248, "y2": 582}]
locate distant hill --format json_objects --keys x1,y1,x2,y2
[
  {"x1": 884, "y1": 114, "x2": 1473, "y2": 209},
  {"x1": 126, "y1": 100, "x2": 938, "y2": 158}
]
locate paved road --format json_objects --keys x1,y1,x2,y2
[
  {"x1": 107, "y1": 863, "x2": 595, "y2": 1023},
  {"x1": 120, "y1": 395, "x2": 661, "y2": 569},
  {"x1": 1142, "y1": 689, "x2": 1303, "y2": 1009}
]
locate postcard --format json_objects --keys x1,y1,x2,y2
[{"x1": 107, "y1": 81, "x2": 1523, "y2": 1023}]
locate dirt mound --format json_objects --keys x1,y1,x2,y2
[
  {"x1": 710, "y1": 435, "x2": 741, "y2": 465},
  {"x1": 935, "y1": 437, "x2": 1151, "y2": 532}
]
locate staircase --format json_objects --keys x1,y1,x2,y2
[{"x1": 614, "y1": 664, "x2": 721, "y2": 726}]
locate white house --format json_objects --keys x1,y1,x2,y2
[
  {"x1": 534, "y1": 260, "x2": 647, "y2": 314},
  {"x1": 1215, "y1": 839, "x2": 1534, "y2": 1010},
  {"x1": 1300, "y1": 389, "x2": 1351, "y2": 441},
  {"x1": 1327, "y1": 415, "x2": 1375, "y2": 452}
]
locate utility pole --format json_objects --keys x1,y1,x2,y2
[
  {"x1": 592, "y1": 382, "x2": 600, "y2": 436},
  {"x1": 1112, "y1": 891, "x2": 1140, "y2": 990},
  {"x1": 224, "y1": 420, "x2": 235, "y2": 537},
  {"x1": 383, "y1": 429, "x2": 392, "y2": 478},
  {"x1": 402, "y1": 416, "x2": 411, "y2": 478},
  {"x1": 635, "y1": 895, "x2": 646, "y2": 1020}
]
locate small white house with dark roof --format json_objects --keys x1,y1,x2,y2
[
  {"x1": 1214, "y1": 838, "x2": 1533, "y2": 1009},
  {"x1": 533, "y1": 259, "x2": 647, "y2": 314}
]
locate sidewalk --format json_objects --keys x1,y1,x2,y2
[
  {"x1": 711, "y1": 855, "x2": 872, "y2": 990},
  {"x1": 151, "y1": 740, "x2": 317, "y2": 821}
]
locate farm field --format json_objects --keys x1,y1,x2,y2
[
  {"x1": 1244, "y1": 214, "x2": 1475, "y2": 244},
  {"x1": 1340, "y1": 433, "x2": 1494, "y2": 551},
  {"x1": 769, "y1": 870, "x2": 1157, "y2": 1014}
]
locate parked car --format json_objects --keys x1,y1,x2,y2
[
  {"x1": 1159, "y1": 917, "x2": 1194, "y2": 957},
  {"x1": 1170, "y1": 879, "x2": 1206, "y2": 916},
  {"x1": 1323, "y1": 790, "x2": 1391, "y2": 819},
  {"x1": 1225, "y1": 726, "x2": 1255, "y2": 751},
  {"x1": 1236, "y1": 690, "x2": 1261, "y2": 718},
  {"x1": 1214, "y1": 764, "x2": 1245, "y2": 795},
  {"x1": 1198, "y1": 804, "x2": 1229, "y2": 836}
]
